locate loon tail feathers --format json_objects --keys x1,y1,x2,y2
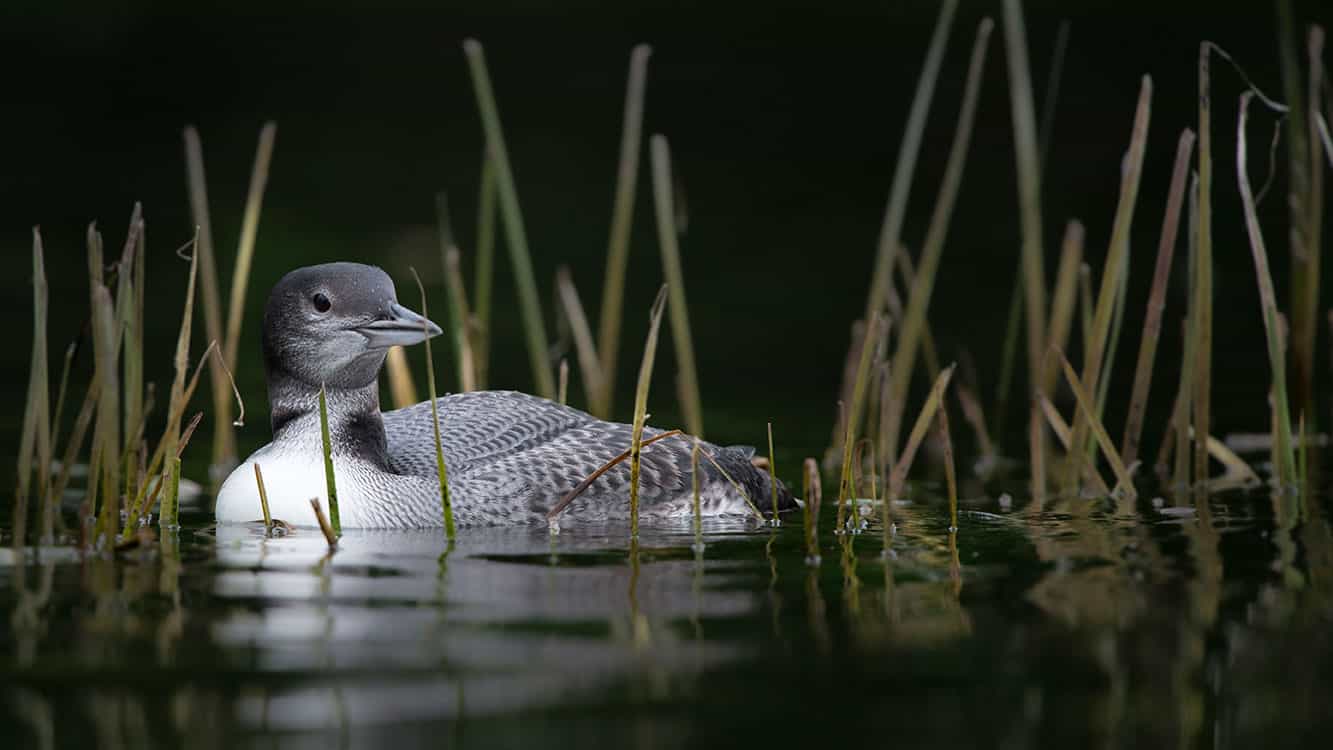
[{"x1": 712, "y1": 444, "x2": 801, "y2": 515}]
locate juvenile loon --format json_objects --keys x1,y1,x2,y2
[{"x1": 215, "y1": 262, "x2": 797, "y2": 528}]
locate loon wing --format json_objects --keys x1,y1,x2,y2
[{"x1": 382, "y1": 390, "x2": 591, "y2": 476}]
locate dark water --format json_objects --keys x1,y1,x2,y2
[{"x1": 4, "y1": 465, "x2": 1332, "y2": 748}]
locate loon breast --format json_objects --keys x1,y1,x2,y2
[{"x1": 215, "y1": 434, "x2": 399, "y2": 528}]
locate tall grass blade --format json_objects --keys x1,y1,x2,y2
[
  {"x1": 317, "y1": 384, "x2": 341, "y2": 536},
  {"x1": 224, "y1": 122, "x2": 277, "y2": 374},
  {"x1": 1193, "y1": 44, "x2": 1217, "y2": 486},
  {"x1": 15, "y1": 228, "x2": 51, "y2": 550},
  {"x1": 864, "y1": 0, "x2": 959, "y2": 320},
  {"x1": 767, "y1": 422, "x2": 780, "y2": 525},
  {"x1": 115, "y1": 207, "x2": 143, "y2": 497},
  {"x1": 1292, "y1": 27, "x2": 1325, "y2": 415},
  {"x1": 437, "y1": 193, "x2": 479, "y2": 392},
  {"x1": 1046, "y1": 220, "x2": 1085, "y2": 386},
  {"x1": 462, "y1": 39, "x2": 556, "y2": 399},
  {"x1": 629, "y1": 285, "x2": 670, "y2": 538},
  {"x1": 473, "y1": 154, "x2": 497, "y2": 389},
  {"x1": 1001, "y1": 0, "x2": 1049, "y2": 399},
  {"x1": 938, "y1": 405, "x2": 959, "y2": 533},
  {"x1": 885, "y1": 18, "x2": 992, "y2": 453},
  {"x1": 183, "y1": 126, "x2": 235, "y2": 479},
  {"x1": 555, "y1": 267, "x2": 605, "y2": 408},
  {"x1": 411, "y1": 269, "x2": 455, "y2": 538},
  {"x1": 1237, "y1": 91, "x2": 1298, "y2": 485},
  {"x1": 1059, "y1": 353, "x2": 1136, "y2": 498},
  {"x1": 90, "y1": 284, "x2": 120, "y2": 546},
  {"x1": 887, "y1": 365, "x2": 956, "y2": 503},
  {"x1": 838, "y1": 314, "x2": 882, "y2": 532},
  {"x1": 649, "y1": 135, "x2": 704, "y2": 437},
  {"x1": 1122, "y1": 128, "x2": 1196, "y2": 465},
  {"x1": 1278, "y1": 0, "x2": 1312, "y2": 411},
  {"x1": 595, "y1": 44, "x2": 652, "y2": 418},
  {"x1": 1067, "y1": 76, "x2": 1152, "y2": 473}
]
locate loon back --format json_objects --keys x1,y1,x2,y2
[{"x1": 383, "y1": 390, "x2": 798, "y2": 525}]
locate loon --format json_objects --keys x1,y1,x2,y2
[{"x1": 215, "y1": 263, "x2": 797, "y2": 528}]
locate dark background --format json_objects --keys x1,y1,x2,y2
[{"x1": 1, "y1": 0, "x2": 1328, "y2": 469}]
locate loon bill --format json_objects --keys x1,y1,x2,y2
[{"x1": 214, "y1": 262, "x2": 798, "y2": 528}]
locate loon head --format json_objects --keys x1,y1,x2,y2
[{"x1": 261, "y1": 262, "x2": 442, "y2": 391}]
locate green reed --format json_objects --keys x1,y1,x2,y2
[
  {"x1": 863, "y1": 0, "x2": 958, "y2": 322},
  {"x1": 411, "y1": 269, "x2": 455, "y2": 539},
  {"x1": 14, "y1": 227, "x2": 51, "y2": 551},
  {"x1": 183, "y1": 126, "x2": 234, "y2": 477},
  {"x1": 628, "y1": 285, "x2": 669, "y2": 539},
  {"x1": 1122, "y1": 129, "x2": 1195, "y2": 466},
  {"x1": 436, "y1": 193, "x2": 479, "y2": 392},
  {"x1": 888, "y1": 365, "x2": 956, "y2": 503},
  {"x1": 884, "y1": 18, "x2": 992, "y2": 454},
  {"x1": 1236, "y1": 91, "x2": 1298, "y2": 486},
  {"x1": 1193, "y1": 43, "x2": 1215, "y2": 486},
  {"x1": 462, "y1": 39, "x2": 556, "y2": 399},
  {"x1": 595, "y1": 44, "x2": 652, "y2": 419},
  {"x1": 555, "y1": 266, "x2": 605, "y2": 408},
  {"x1": 1066, "y1": 76, "x2": 1151, "y2": 489},
  {"x1": 473, "y1": 155, "x2": 497, "y2": 389},
  {"x1": 938, "y1": 405, "x2": 959, "y2": 533},
  {"x1": 318, "y1": 385, "x2": 341, "y2": 536},
  {"x1": 1059, "y1": 353, "x2": 1136, "y2": 498},
  {"x1": 766, "y1": 422, "x2": 780, "y2": 525},
  {"x1": 649, "y1": 135, "x2": 704, "y2": 438},
  {"x1": 837, "y1": 313, "x2": 881, "y2": 533}
]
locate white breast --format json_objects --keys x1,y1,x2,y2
[{"x1": 215, "y1": 440, "x2": 371, "y2": 528}]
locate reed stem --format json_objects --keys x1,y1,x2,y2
[
  {"x1": 629, "y1": 286, "x2": 670, "y2": 538},
  {"x1": 1122, "y1": 129, "x2": 1196, "y2": 465},
  {"x1": 1237, "y1": 91, "x2": 1298, "y2": 485},
  {"x1": 888, "y1": 365, "x2": 956, "y2": 503},
  {"x1": 1193, "y1": 44, "x2": 1215, "y2": 486},
  {"x1": 555, "y1": 267, "x2": 605, "y2": 408},
  {"x1": 885, "y1": 19, "x2": 993, "y2": 453},
  {"x1": 838, "y1": 314, "x2": 882, "y2": 532},
  {"x1": 1067, "y1": 76, "x2": 1152, "y2": 480},
  {"x1": 183, "y1": 127, "x2": 234, "y2": 480},
  {"x1": 318, "y1": 385, "x2": 341, "y2": 536},
  {"x1": 649, "y1": 135, "x2": 704, "y2": 437},
  {"x1": 864, "y1": 0, "x2": 959, "y2": 321},
  {"x1": 411, "y1": 269, "x2": 455, "y2": 538},
  {"x1": 254, "y1": 463, "x2": 273, "y2": 533},
  {"x1": 462, "y1": 39, "x2": 556, "y2": 399},
  {"x1": 767, "y1": 422, "x2": 780, "y2": 524},
  {"x1": 596, "y1": 44, "x2": 652, "y2": 418},
  {"x1": 1001, "y1": 0, "x2": 1049, "y2": 399},
  {"x1": 473, "y1": 154, "x2": 497, "y2": 389}
]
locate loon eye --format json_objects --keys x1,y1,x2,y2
[{"x1": 312, "y1": 293, "x2": 331, "y2": 313}]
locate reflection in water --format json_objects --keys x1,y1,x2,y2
[{"x1": 2, "y1": 482, "x2": 1332, "y2": 747}]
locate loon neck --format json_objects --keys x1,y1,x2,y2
[{"x1": 266, "y1": 371, "x2": 389, "y2": 463}]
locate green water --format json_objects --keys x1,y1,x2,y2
[{"x1": 4, "y1": 469, "x2": 1332, "y2": 748}]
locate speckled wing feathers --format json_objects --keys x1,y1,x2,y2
[{"x1": 381, "y1": 391, "x2": 794, "y2": 524}]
